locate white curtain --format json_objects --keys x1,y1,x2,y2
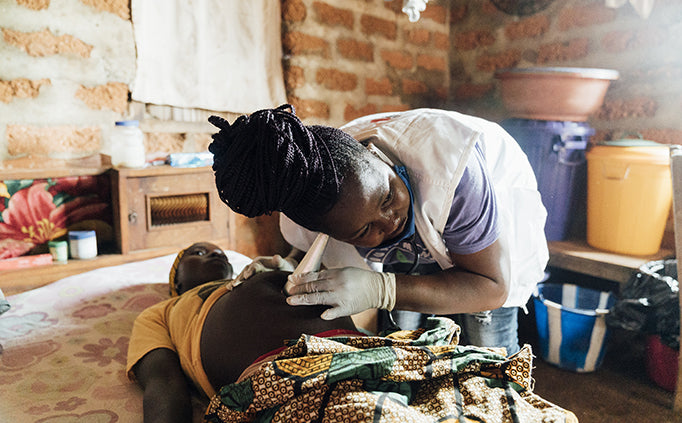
[{"x1": 130, "y1": 0, "x2": 286, "y2": 112}]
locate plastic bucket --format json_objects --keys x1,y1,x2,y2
[
  {"x1": 533, "y1": 282, "x2": 616, "y2": 372},
  {"x1": 502, "y1": 119, "x2": 592, "y2": 241},
  {"x1": 646, "y1": 335, "x2": 678, "y2": 391},
  {"x1": 586, "y1": 142, "x2": 671, "y2": 255}
]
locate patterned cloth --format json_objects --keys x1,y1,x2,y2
[{"x1": 205, "y1": 317, "x2": 577, "y2": 423}]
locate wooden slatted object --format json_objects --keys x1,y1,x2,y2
[{"x1": 671, "y1": 145, "x2": 682, "y2": 412}]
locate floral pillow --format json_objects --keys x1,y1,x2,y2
[{"x1": 0, "y1": 175, "x2": 113, "y2": 260}]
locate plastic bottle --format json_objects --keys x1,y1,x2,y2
[
  {"x1": 110, "y1": 120, "x2": 146, "y2": 168},
  {"x1": 68, "y1": 230, "x2": 98, "y2": 259}
]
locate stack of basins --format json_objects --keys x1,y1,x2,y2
[{"x1": 495, "y1": 67, "x2": 619, "y2": 242}]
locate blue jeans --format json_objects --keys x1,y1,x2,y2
[{"x1": 385, "y1": 307, "x2": 520, "y2": 356}]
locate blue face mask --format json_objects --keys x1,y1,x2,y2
[{"x1": 373, "y1": 165, "x2": 415, "y2": 249}]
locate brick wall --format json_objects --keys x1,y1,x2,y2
[
  {"x1": 447, "y1": 0, "x2": 682, "y2": 249},
  {"x1": 0, "y1": 0, "x2": 238, "y2": 163},
  {"x1": 281, "y1": 0, "x2": 451, "y2": 125},
  {"x1": 1, "y1": 0, "x2": 450, "y2": 160},
  {"x1": 448, "y1": 0, "x2": 682, "y2": 145}
]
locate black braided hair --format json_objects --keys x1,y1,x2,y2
[{"x1": 208, "y1": 104, "x2": 369, "y2": 230}]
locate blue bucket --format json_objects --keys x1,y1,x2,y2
[{"x1": 533, "y1": 282, "x2": 616, "y2": 372}]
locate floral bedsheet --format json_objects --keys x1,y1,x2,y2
[{"x1": 0, "y1": 251, "x2": 250, "y2": 423}]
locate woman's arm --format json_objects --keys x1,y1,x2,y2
[
  {"x1": 133, "y1": 348, "x2": 193, "y2": 423},
  {"x1": 395, "y1": 235, "x2": 511, "y2": 314}
]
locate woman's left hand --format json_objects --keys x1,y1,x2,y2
[{"x1": 285, "y1": 267, "x2": 396, "y2": 320}]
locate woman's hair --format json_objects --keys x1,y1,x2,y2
[{"x1": 208, "y1": 104, "x2": 369, "y2": 230}]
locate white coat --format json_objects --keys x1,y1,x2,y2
[{"x1": 280, "y1": 109, "x2": 549, "y2": 308}]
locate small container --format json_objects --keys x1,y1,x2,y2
[
  {"x1": 68, "y1": 230, "x2": 98, "y2": 259},
  {"x1": 48, "y1": 240, "x2": 68, "y2": 263},
  {"x1": 110, "y1": 120, "x2": 146, "y2": 168}
]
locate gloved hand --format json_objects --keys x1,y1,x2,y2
[
  {"x1": 235, "y1": 255, "x2": 298, "y2": 283},
  {"x1": 284, "y1": 267, "x2": 396, "y2": 320}
]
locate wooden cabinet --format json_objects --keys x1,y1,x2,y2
[
  {"x1": 111, "y1": 166, "x2": 234, "y2": 254},
  {"x1": 1, "y1": 164, "x2": 236, "y2": 294}
]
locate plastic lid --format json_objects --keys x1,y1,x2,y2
[
  {"x1": 115, "y1": 120, "x2": 140, "y2": 126},
  {"x1": 495, "y1": 67, "x2": 620, "y2": 80},
  {"x1": 599, "y1": 138, "x2": 663, "y2": 147},
  {"x1": 587, "y1": 144, "x2": 670, "y2": 165},
  {"x1": 68, "y1": 230, "x2": 96, "y2": 239}
]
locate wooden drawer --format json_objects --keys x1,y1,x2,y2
[{"x1": 111, "y1": 166, "x2": 232, "y2": 254}]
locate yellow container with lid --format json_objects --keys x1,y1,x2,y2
[{"x1": 585, "y1": 140, "x2": 672, "y2": 256}]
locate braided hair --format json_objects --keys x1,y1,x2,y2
[{"x1": 208, "y1": 104, "x2": 369, "y2": 230}]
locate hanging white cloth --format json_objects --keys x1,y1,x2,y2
[
  {"x1": 130, "y1": 0, "x2": 286, "y2": 112},
  {"x1": 605, "y1": 0, "x2": 655, "y2": 19}
]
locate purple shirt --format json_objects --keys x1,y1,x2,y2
[{"x1": 356, "y1": 143, "x2": 499, "y2": 272}]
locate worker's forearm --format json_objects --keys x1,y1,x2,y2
[{"x1": 394, "y1": 267, "x2": 508, "y2": 314}]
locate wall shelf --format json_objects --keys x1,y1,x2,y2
[{"x1": 548, "y1": 239, "x2": 674, "y2": 284}]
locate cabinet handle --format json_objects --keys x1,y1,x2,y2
[{"x1": 128, "y1": 211, "x2": 138, "y2": 223}]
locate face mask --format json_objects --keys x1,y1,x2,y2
[{"x1": 373, "y1": 165, "x2": 415, "y2": 249}]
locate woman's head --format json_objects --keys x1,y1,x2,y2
[
  {"x1": 209, "y1": 105, "x2": 373, "y2": 231},
  {"x1": 169, "y1": 242, "x2": 233, "y2": 296},
  {"x1": 209, "y1": 105, "x2": 412, "y2": 248}
]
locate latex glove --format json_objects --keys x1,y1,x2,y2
[
  {"x1": 234, "y1": 255, "x2": 298, "y2": 284},
  {"x1": 285, "y1": 267, "x2": 396, "y2": 320}
]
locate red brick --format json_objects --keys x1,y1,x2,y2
[
  {"x1": 381, "y1": 104, "x2": 410, "y2": 113},
  {"x1": 313, "y1": 2, "x2": 354, "y2": 29},
  {"x1": 284, "y1": 65, "x2": 305, "y2": 91},
  {"x1": 597, "y1": 97, "x2": 658, "y2": 120},
  {"x1": 3, "y1": 28, "x2": 93, "y2": 58},
  {"x1": 344, "y1": 103, "x2": 378, "y2": 122},
  {"x1": 639, "y1": 129, "x2": 682, "y2": 145},
  {"x1": 450, "y1": 4, "x2": 468, "y2": 24},
  {"x1": 601, "y1": 28, "x2": 667, "y2": 53},
  {"x1": 316, "y1": 68, "x2": 358, "y2": 91},
  {"x1": 417, "y1": 54, "x2": 446, "y2": 71},
  {"x1": 7, "y1": 125, "x2": 100, "y2": 156},
  {"x1": 454, "y1": 30, "x2": 495, "y2": 51},
  {"x1": 16, "y1": 0, "x2": 49, "y2": 10},
  {"x1": 145, "y1": 133, "x2": 185, "y2": 153},
  {"x1": 288, "y1": 96, "x2": 330, "y2": 120},
  {"x1": 283, "y1": 31, "x2": 330, "y2": 57},
  {"x1": 453, "y1": 82, "x2": 494, "y2": 100},
  {"x1": 476, "y1": 50, "x2": 520, "y2": 72},
  {"x1": 79, "y1": 0, "x2": 130, "y2": 20},
  {"x1": 282, "y1": 0, "x2": 306, "y2": 23},
  {"x1": 381, "y1": 50, "x2": 413, "y2": 70},
  {"x1": 0, "y1": 78, "x2": 50, "y2": 103},
  {"x1": 402, "y1": 78, "x2": 428, "y2": 95},
  {"x1": 365, "y1": 77, "x2": 393, "y2": 96},
  {"x1": 337, "y1": 38, "x2": 373, "y2": 62},
  {"x1": 405, "y1": 28, "x2": 430, "y2": 46},
  {"x1": 558, "y1": 3, "x2": 617, "y2": 30},
  {"x1": 421, "y1": 4, "x2": 447, "y2": 24},
  {"x1": 383, "y1": 0, "x2": 403, "y2": 15},
  {"x1": 537, "y1": 38, "x2": 589, "y2": 63},
  {"x1": 433, "y1": 32, "x2": 449, "y2": 50},
  {"x1": 482, "y1": 2, "x2": 500, "y2": 15},
  {"x1": 361, "y1": 14, "x2": 397, "y2": 40},
  {"x1": 75, "y1": 82, "x2": 128, "y2": 113},
  {"x1": 505, "y1": 15, "x2": 550, "y2": 40}
]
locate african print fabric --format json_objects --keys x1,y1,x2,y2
[{"x1": 204, "y1": 317, "x2": 578, "y2": 423}]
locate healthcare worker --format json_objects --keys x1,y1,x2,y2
[{"x1": 208, "y1": 105, "x2": 548, "y2": 355}]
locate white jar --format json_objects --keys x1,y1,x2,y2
[
  {"x1": 68, "y1": 230, "x2": 98, "y2": 259},
  {"x1": 110, "y1": 120, "x2": 146, "y2": 168}
]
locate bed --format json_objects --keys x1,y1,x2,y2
[
  {"x1": 0, "y1": 250, "x2": 252, "y2": 423},
  {"x1": 0, "y1": 248, "x2": 578, "y2": 423}
]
